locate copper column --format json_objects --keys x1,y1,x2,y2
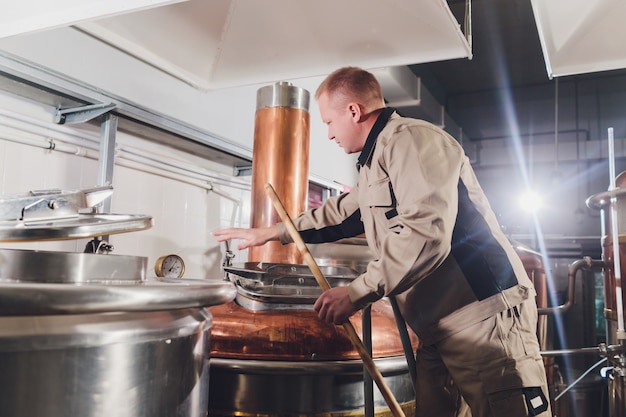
[{"x1": 249, "y1": 82, "x2": 310, "y2": 264}]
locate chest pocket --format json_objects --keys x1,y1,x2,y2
[
  {"x1": 364, "y1": 177, "x2": 394, "y2": 207},
  {"x1": 362, "y1": 177, "x2": 403, "y2": 235}
]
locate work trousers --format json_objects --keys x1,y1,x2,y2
[{"x1": 414, "y1": 300, "x2": 551, "y2": 417}]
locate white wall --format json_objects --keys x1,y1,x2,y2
[
  {"x1": 0, "y1": 89, "x2": 251, "y2": 279},
  {"x1": 0, "y1": 26, "x2": 359, "y2": 187},
  {"x1": 0, "y1": 25, "x2": 365, "y2": 279}
]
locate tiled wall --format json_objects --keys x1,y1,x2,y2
[{"x1": 0, "y1": 90, "x2": 251, "y2": 281}]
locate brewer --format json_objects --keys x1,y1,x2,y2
[{"x1": 210, "y1": 82, "x2": 418, "y2": 417}]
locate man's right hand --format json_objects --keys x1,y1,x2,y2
[
  {"x1": 212, "y1": 226, "x2": 279, "y2": 250},
  {"x1": 314, "y1": 286, "x2": 359, "y2": 324}
]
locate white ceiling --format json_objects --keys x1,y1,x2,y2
[
  {"x1": 0, "y1": 0, "x2": 188, "y2": 39},
  {"x1": 5, "y1": 0, "x2": 624, "y2": 90},
  {"x1": 530, "y1": 0, "x2": 626, "y2": 78}
]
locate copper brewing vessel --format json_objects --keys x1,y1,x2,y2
[
  {"x1": 208, "y1": 259, "x2": 419, "y2": 417},
  {"x1": 210, "y1": 298, "x2": 418, "y2": 360},
  {"x1": 587, "y1": 170, "x2": 626, "y2": 323},
  {"x1": 249, "y1": 82, "x2": 310, "y2": 264}
]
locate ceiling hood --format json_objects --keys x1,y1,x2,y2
[
  {"x1": 0, "y1": 0, "x2": 188, "y2": 39},
  {"x1": 530, "y1": 0, "x2": 626, "y2": 78},
  {"x1": 73, "y1": 0, "x2": 472, "y2": 91}
]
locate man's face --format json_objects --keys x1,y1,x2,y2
[{"x1": 318, "y1": 92, "x2": 364, "y2": 154}]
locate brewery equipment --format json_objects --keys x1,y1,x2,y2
[
  {"x1": 586, "y1": 168, "x2": 626, "y2": 417},
  {"x1": 209, "y1": 81, "x2": 417, "y2": 417},
  {"x1": 249, "y1": 81, "x2": 310, "y2": 265},
  {"x1": 0, "y1": 186, "x2": 236, "y2": 417},
  {"x1": 537, "y1": 129, "x2": 626, "y2": 417},
  {"x1": 210, "y1": 256, "x2": 418, "y2": 417}
]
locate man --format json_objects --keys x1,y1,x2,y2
[{"x1": 214, "y1": 67, "x2": 551, "y2": 417}]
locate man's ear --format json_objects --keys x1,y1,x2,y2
[{"x1": 348, "y1": 103, "x2": 362, "y2": 122}]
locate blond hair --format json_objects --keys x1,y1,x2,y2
[{"x1": 315, "y1": 67, "x2": 385, "y2": 111}]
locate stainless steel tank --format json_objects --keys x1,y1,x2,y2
[{"x1": 0, "y1": 186, "x2": 237, "y2": 417}]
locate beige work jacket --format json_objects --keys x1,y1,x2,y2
[{"x1": 277, "y1": 112, "x2": 535, "y2": 345}]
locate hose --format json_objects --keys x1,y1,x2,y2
[{"x1": 554, "y1": 357, "x2": 607, "y2": 401}]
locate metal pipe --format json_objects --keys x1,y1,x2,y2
[
  {"x1": 0, "y1": 132, "x2": 92, "y2": 156},
  {"x1": 249, "y1": 82, "x2": 310, "y2": 264},
  {"x1": 0, "y1": 107, "x2": 101, "y2": 145},
  {"x1": 98, "y1": 113, "x2": 117, "y2": 217},
  {"x1": 541, "y1": 343, "x2": 625, "y2": 358},
  {"x1": 537, "y1": 257, "x2": 603, "y2": 315},
  {"x1": 0, "y1": 108, "x2": 251, "y2": 190},
  {"x1": 541, "y1": 346, "x2": 602, "y2": 357},
  {"x1": 554, "y1": 78, "x2": 559, "y2": 174},
  {"x1": 389, "y1": 296, "x2": 417, "y2": 389},
  {"x1": 608, "y1": 127, "x2": 626, "y2": 339},
  {"x1": 363, "y1": 305, "x2": 374, "y2": 417}
]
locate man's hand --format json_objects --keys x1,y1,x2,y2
[
  {"x1": 314, "y1": 286, "x2": 358, "y2": 325},
  {"x1": 213, "y1": 226, "x2": 279, "y2": 250}
]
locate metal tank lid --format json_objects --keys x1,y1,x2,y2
[
  {"x1": 0, "y1": 249, "x2": 236, "y2": 315},
  {"x1": 256, "y1": 81, "x2": 310, "y2": 111},
  {"x1": 0, "y1": 249, "x2": 236, "y2": 316},
  {"x1": 0, "y1": 275, "x2": 237, "y2": 316},
  {"x1": 0, "y1": 185, "x2": 153, "y2": 241},
  {"x1": 0, "y1": 184, "x2": 236, "y2": 315},
  {"x1": 224, "y1": 262, "x2": 362, "y2": 310},
  {"x1": 586, "y1": 186, "x2": 626, "y2": 211}
]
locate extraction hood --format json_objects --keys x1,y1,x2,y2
[
  {"x1": 67, "y1": 0, "x2": 472, "y2": 91},
  {"x1": 530, "y1": 0, "x2": 626, "y2": 78},
  {"x1": 0, "y1": 0, "x2": 188, "y2": 39}
]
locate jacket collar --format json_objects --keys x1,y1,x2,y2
[{"x1": 356, "y1": 107, "x2": 396, "y2": 171}]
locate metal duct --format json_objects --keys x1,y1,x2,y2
[{"x1": 372, "y1": 66, "x2": 463, "y2": 140}]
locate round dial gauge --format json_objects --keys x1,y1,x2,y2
[{"x1": 154, "y1": 254, "x2": 185, "y2": 278}]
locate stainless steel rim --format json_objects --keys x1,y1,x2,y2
[
  {"x1": 0, "y1": 279, "x2": 236, "y2": 315},
  {"x1": 0, "y1": 213, "x2": 154, "y2": 241},
  {"x1": 256, "y1": 81, "x2": 310, "y2": 111}
]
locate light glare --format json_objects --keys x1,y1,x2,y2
[{"x1": 519, "y1": 190, "x2": 543, "y2": 213}]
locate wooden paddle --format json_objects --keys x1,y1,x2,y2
[{"x1": 264, "y1": 182, "x2": 406, "y2": 417}]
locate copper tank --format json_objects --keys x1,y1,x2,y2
[
  {"x1": 249, "y1": 81, "x2": 310, "y2": 265},
  {"x1": 587, "y1": 170, "x2": 626, "y2": 327},
  {"x1": 210, "y1": 267, "x2": 417, "y2": 361},
  {"x1": 208, "y1": 267, "x2": 418, "y2": 416},
  {"x1": 209, "y1": 252, "x2": 418, "y2": 416},
  {"x1": 586, "y1": 170, "x2": 626, "y2": 417}
]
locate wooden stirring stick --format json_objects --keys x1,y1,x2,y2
[{"x1": 264, "y1": 182, "x2": 406, "y2": 417}]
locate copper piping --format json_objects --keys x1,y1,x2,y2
[
  {"x1": 249, "y1": 82, "x2": 310, "y2": 264},
  {"x1": 536, "y1": 257, "x2": 602, "y2": 315}
]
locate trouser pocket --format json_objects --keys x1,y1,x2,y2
[{"x1": 487, "y1": 386, "x2": 549, "y2": 417}]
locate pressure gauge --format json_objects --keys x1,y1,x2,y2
[{"x1": 154, "y1": 254, "x2": 185, "y2": 278}]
